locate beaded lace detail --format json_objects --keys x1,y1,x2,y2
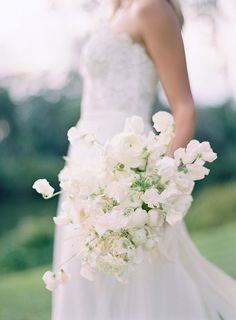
[{"x1": 79, "y1": 23, "x2": 159, "y2": 123}]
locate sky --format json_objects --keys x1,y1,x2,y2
[{"x1": 0, "y1": 0, "x2": 235, "y2": 104}]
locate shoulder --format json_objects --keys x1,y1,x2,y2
[
  {"x1": 132, "y1": 0, "x2": 179, "y2": 31},
  {"x1": 133, "y1": 0, "x2": 170, "y2": 20}
]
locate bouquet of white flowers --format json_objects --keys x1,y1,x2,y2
[{"x1": 33, "y1": 111, "x2": 217, "y2": 291}]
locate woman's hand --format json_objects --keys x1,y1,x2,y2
[{"x1": 135, "y1": 0, "x2": 197, "y2": 156}]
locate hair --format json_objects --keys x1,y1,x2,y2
[{"x1": 111, "y1": 0, "x2": 184, "y2": 29}]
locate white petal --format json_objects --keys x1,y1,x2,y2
[
  {"x1": 124, "y1": 116, "x2": 144, "y2": 134},
  {"x1": 42, "y1": 271, "x2": 58, "y2": 291},
  {"x1": 80, "y1": 264, "x2": 94, "y2": 281},
  {"x1": 152, "y1": 111, "x2": 174, "y2": 133},
  {"x1": 53, "y1": 214, "x2": 71, "y2": 226},
  {"x1": 56, "y1": 269, "x2": 71, "y2": 284},
  {"x1": 32, "y1": 179, "x2": 54, "y2": 198}
]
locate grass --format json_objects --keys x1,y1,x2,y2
[
  {"x1": 191, "y1": 222, "x2": 236, "y2": 278},
  {"x1": 0, "y1": 265, "x2": 51, "y2": 320},
  {"x1": 0, "y1": 223, "x2": 235, "y2": 320},
  {"x1": 186, "y1": 181, "x2": 236, "y2": 231}
]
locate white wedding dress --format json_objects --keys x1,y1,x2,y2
[{"x1": 52, "y1": 21, "x2": 236, "y2": 320}]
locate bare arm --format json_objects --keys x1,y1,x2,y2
[{"x1": 136, "y1": 0, "x2": 196, "y2": 156}]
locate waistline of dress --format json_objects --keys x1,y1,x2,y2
[
  {"x1": 78, "y1": 110, "x2": 153, "y2": 133},
  {"x1": 80, "y1": 109, "x2": 134, "y2": 119}
]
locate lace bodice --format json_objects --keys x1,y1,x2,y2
[{"x1": 78, "y1": 23, "x2": 159, "y2": 125}]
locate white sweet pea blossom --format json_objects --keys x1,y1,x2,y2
[
  {"x1": 42, "y1": 271, "x2": 58, "y2": 291},
  {"x1": 148, "y1": 209, "x2": 165, "y2": 227},
  {"x1": 141, "y1": 188, "x2": 160, "y2": 208},
  {"x1": 196, "y1": 141, "x2": 217, "y2": 162},
  {"x1": 95, "y1": 210, "x2": 129, "y2": 234},
  {"x1": 152, "y1": 111, "x2": 174, "y2": 133},
  {"x1": 124, "y1": 115, "x2": 144, "y2": 134},
  {"x1": 133, "y1": 228, "x2": 147, "y2": 244},
  {"x1": 156, "y1": 156, "x2": 176, "y2": 180},
  {"x1": 174, "y1": 147, "x2": 186, "y2": 165},
  {"x1": 183, "y1": 140, "x2": 201, "y2": 164},
  {"x1": 185, "y1": 163, "x2": 210, "y2": 180},
  {"x1": 185, "y1": 140, "x2": 217, "y2": 164},
  {"x1": 166, "y1": 194, "x2": 193, "y2": 226},
  {"x1": 123, "y1": 190, "x2": 143, "y2": 208},
  {"x1": 174, "y1": 173, "x2": 195, "y2": 194},
  {"x1": 105, "y1": 178, "x2": 131, "y2": 202},
  {"x1": 68, "y1": 127, "x2": 96, "y2": 146},
  {"x1": 57, "y1": 269, "x2": 71, "y2": 284},
  {"x1": 67, "y1": 126, "x2": 80, "y2": 145},
  {"x1": 165, "y1": 208, "x2": 183, "y2": 226},
  {"x1": 159, "y1": 184, "x2": 181, "y2": 203},
  {"x1": 174, "y1": 140, "x2": 217, "y2": 165},
  {"x1": 32, "y1": 179, "x2": 54, "y2": 198},
  {"x1": 53, "y1": 212, "x2": 71, "y2": 226},
  {"x1": 42, "y1": 269, "x2": 70, "y2": 291},
  {"x1": 129, "y1": 208, "x2": 148, "y2": 228}
]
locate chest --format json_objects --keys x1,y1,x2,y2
[{"x1": 79, "y1": 24, "x2": 157, "y2": 81}]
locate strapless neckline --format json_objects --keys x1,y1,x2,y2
[{"x1": 100, "y1": 23, "x2": 156, "y2": 70}]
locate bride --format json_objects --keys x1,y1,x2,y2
[{"x1": 52, "y1": 0, "x2": 236, "y2": 319}]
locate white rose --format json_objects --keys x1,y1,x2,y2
[
  {"x1": 141, "y1": 188, "x2": 160, "y2": 208},
  {"x1": 32, "y1": 179, "x2": 54, "y2": 199},
  {"x1": 152, "y1": 111, "x2": 174, "y2": 133},
  {"x1": 110, "y1": 132, "x2": 146, "y2": 168},
  {"x1": 124, "y1": 115, "x2": 144, "y2": 134}
]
